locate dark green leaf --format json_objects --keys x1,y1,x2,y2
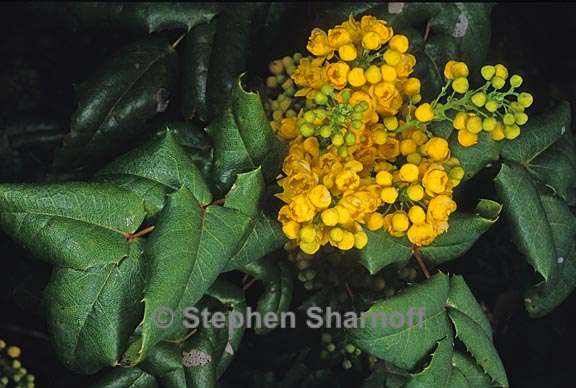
[
  {"x1": 525, "y1": 193, "x2": 576, "y2": 317},
  {"x1": 358, "y1": 231, "x2": 412, "y2": 275},
  {"x1": 451, "y1": 352, "x2": 493, "y2": 388},
  {"x1": 91, "y1": 367, "x2": 158, "y2": 388},
  {"x1": 448, "y1": 309, "x2": 508, "y2": 387},
  {"x1": 501, "y1": 101, "x2": 571, "y2": 165},
  {"x1": 240, "y1": 257, "x2": 294, "y2": 335},
  {"x1": 207, "y1": 76, "x2": 283, "y2": 195},
  {"x1": 495, "y1": 163, "x2": 558, "y2": 282},
  {"x1": 449, "y1": 132, "x2": 503, "y2": 181},
  {"x1": 447, "y1": 276, "x2": 492, "y2": 339},
  {"x1": 0, "y1": 182, "x2": 146, "y2": 270},
  {"x1": 421, "y1": 199, "x2": 502, "y2": 266},
  {"x1": 64, "y1": 3, "x2": 220, "y2": 34},
  {"x1": 44, "y1": 239, "x2": 146, "y2": 374},
  {"x1": 96, "y1": 130, "x2": 212, "y2": 217},
  {"x1": 348, "y1": 273, "x2": 451, "y2": 370},
  {"x1": 181, "y1": 21, "x2": 217, "y2": 122},
  {"x1": 405, "y1": 336, "x2": 454, "y2": 388},
  {"x1": 224, "y1": 168, "x2": 286, "y2": 271},
  {"x1": 55, "y1": 38, "x2": 178, "y2": 170}
]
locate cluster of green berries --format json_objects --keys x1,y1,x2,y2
[
  {"x1": 319, "y1": 333, "x2": 362, "y2": 370},
  {"x1": 266, "y1": 53, "x2": 305, "y2": 122},
  {"x1": 297, "y1": 84, "x2": 369, "y2": 157},
  {"x1": 0, "y1": 340, "x2": 35, "y2": 388}
]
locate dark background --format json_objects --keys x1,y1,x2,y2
[{"x1": 0, "y1": 3, "x2": 575, "y2": 387}]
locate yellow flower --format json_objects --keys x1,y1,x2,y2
[
  {"x1": 348, "y1": 67, "x2": 366, "y2": 87},
  {"x1": 277, "y1": 169, "x2": 318, "y2": 201},
  {"x1": 383, "y1": 49, "x2": 402, "y2": 66},
  {"x1": 407, "y1": 223, "x2": 436, "y2": 245},
  {"x1": 377, "y1": 136, "x2": 401, "y2": 159},
  {"x1": 391, "y1": 211, "x2": 410, "y2": 233},
  {"x1": 354, "y1": 231, "x2": 368, "y2": 249},
  {"x1": 399, "y1": 163, "x2": 419, "y2": 182},
  {"x1": 338, "y1": 231, "x2": 356, "y2": 250},
  {"x1": 444, "y1": 60, "x2": 468, "y2": 80},
  {"x1": 307, "y1": 28, "x2": 333, "y2": 57},
  {"x1": 406, "y1": 184, "x2": 425, "y2": 201},
  {"x1": 282, "y1": 220, "x2": 300, "y2": 239},
  {"x1": 375, "y1": 170, "x2": 393, "y2": 186},
  {"x1": 403, "y1": 78, "x2": 421, "y2": 96},
  {"x1": 365, "y1": 65, "x2": 382, "y2": 84},
  {"x1": 380, "y1": 65, "x2": 397, "y2": 82},
  {"x1": 278, "y1": 117, "x2": 299, "y2": 140},
  {"x1": 380, "y1": 186, "x2": 398, "y2": 204},
  {"x1": 308, "y1": 184, "x2": 332, "y2": 208},
  {"x1": 389, "y1": 34, "x2": 409, "y2": 53},
  {"x1": 366, "y1": 212, "x2": 385, "y2": 231},
  {"x1": 338, "y1": 44, "x2": 358, "y2": 61},
  {"x1": 371, "y1": 82, "x2": 402, "y2": 116},
  {"x1": 422, "y1": 166, "x2": 449, "y2": 195},
  {"x1": 400, "y1": 139, "x2": 417, "y2": 156},
  {"x1": 362, "y1": 31, "x2": 382, "y2": 50},
  {"x1": 326, "y1": 62, "x2": 350, "y2": 89},
  {"x1": 415, "y1": 103, "x2": 434, "y2": 122},
  {"x1": 288, "y1": 194, "x2": 317, "y2": 223},
  {"x1": 457, "y1": 129, "x2": 478, "y2": 147},
  {"x1": 408, "y1": 205, "x2": 426, "y2": 224},
  {"x1": 425, "y1": 137, "x2": 450, "y2": 161},
  {"x1": 321, "y1": 208, "x2": 339, "y2": 226},
  {"x1": 395, "y1": 54, "x2": 416, "y2": 78},
  {"x1": 334, "y1": 169, "x2": 360, "y2": 192},
  {"x1": 291, "y1": 58, "x2": 325, "y2": 90},
  {"x1": 300, "y1": 240, "x2": 320, "y2": 254},
  {"x1": 360, "y1": 15, "x2": 393, "y2": 43},
  {"x1": 427, "y1": 194, "x2": 457, "y2": 223},
  {"x1": 328, "y1": 26, "x2": 352, "y2": 48}
]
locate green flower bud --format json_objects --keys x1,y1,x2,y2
[
  {"x1": 518, "y1": 92, "x2": 533, "y2": 108},
  {"x1": 293, "y1": 52, "x2": 303, "y2": 62},
  {"x1": 345, "y1": 344, "x2": 356, "y2": 354},
  {"x1": 321, "y1": 84, "x2": 335, "y2": 96},
  {"x1": 504, "y1": 124, "x2": 521, "y2": 139},
  {"x1": 342, "y1": 360, "x2": 353, "y2": 370},
  {"x1": 304, "y1": 111, "x2": 315, "y2": 123},
  {"x1": 338, "y1": 145, "x2": 348, "y2": 157},
  {"x1": 320, "y1": 125, "x2": 332, "y2": 138},
  {"x1": 332, "y1": 133, "x2": 344, "y2": 146},
  {"x1": 342, "y1": 90, "x2": 351, "y2": 103},
  {"x1": 304, "y1": 269, "x2": 316, "y2": 281},
  {"x1": 351, "y1": 120, "x2": 362, "y2": 129},
  {"x1": 297, "y1": 272, "x2": 307, "y2": 282},
  {"x1": 515, "y1": 112, "x2": 528, "y2": 125},
  {"x1": 480, "y1": 65, "x2": 495, "y2": 80},
  {"x1": 471, "y1": 92, "x2": 486, "y2": 107},
  {"x1": 510, "y1": 74, "x2": 523, "y2": 88},
  {"x1": 266, "y1": 76, "x2": 278, "y2": 88},
  {"x1": 314, "y1": 91, "x2": 328, "y2": 105},
  {"x1": 482, "y1": 117, "x2": 497, "y2": 132},
  {"x1": 300, "y1": 123, "x2": 315, "y2": 137},
  {"x1": 351, "y1": 112, "x2": 363, "y2": 121},
  {"x1": 327, "y1": 343, "x2": 336, "y2": 352},
  {"x1": 503, "y1": 113, "x2": 515, "y2": 125},
  {"x1": 485, "y1": 99, "x2": 499, "y2": 113},
  {"x1": 304, "y1": 281, "x2": 314, "y2": 290},
  {"x1": 286, "y1": 109, "x2": 297, "y2": 118},
  {"x1": 491, "y1": 76, "x2": 505, "y2": 90},
  {"x1": 345, "y1": 132, "x2": 356, "y2": 145}
]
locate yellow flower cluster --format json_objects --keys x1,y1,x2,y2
[
  {"x1": 267, "y1": 16, "x2": 464, "y2": 255},
  {"x1": 0, "y1": 338, "x2": 35, "y2": 387}
]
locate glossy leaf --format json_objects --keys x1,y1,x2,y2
[
  {"x1": 348, "y1": 273, "x2": 451, "y2": 370},
  {"x1": 447, "y1": 276, "x2": 493, "y2": 340},
  {"x1": 91, "y1": 367, "x2": 158, "y2": 388},
  {"x1": 449, "y1": 132, "x2": 503, "y2": 181},
  {"x1": 96, "y1": 130, "x2": 212, "y2": 217},
  {"x1": 452, "y1": 351, "x2": 493, "y2": 388},
  {"x1": 207, "y1": 76, "x2": 283, "y2": 195},
  {"x1": 44, "y1": 239, "x2": 146, "y2": 374},
  {"x1": 405, "y1": 336, "x2": 454, "y2": 388},
  {"x1": 495, "y1": 163, "x2": 557, "y2": 282},
  {"x1": 0, "y1": 182, "x2": 146, "y2": 270},
  {"x1": 55, "y1": 38, "x2": 178, "y2": 170},
  {"x1": 64, "y1": 2, "x2": 220, "y2": 34},
  {"x1": 448, "y1": 309, "x2": 508, "y2": 387},
  {"x1": 421, "y1": 199, "x2": 502, "y2": 266},
  {"x1": 525, "y1": 193, "x2": 576, "y2": 317},
  {"x1": 358, "y1": 231, "x2": 412, "y2": 275}
]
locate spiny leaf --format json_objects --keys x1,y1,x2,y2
[
  {"x1": 348, "y1": 273, "x2": 451, "y2": 370},
  {"x1": 0, "y1": 182, "x2": 146, "y2": 270},
  {"x1": 358, "y1": 231, "x2": 412, "y2": 275},
  {"x1": 451, "y1": 352, "x2": 493, "y2": 388},
  {"x1": 96, "y1": 130, "x2": 212, "y2": 217},
  {"x1": 207, "y1": 76, "x2": 283, "y2": 196},
  {"x1": 55, "y1": 38, "x2": 178, "y2": 170},
  {"x1": 405, "y1": 336, "x2": 454, "y2": 388},
  {"x1": 91, "y1": 367, "x2": 158, "y2": 388},
  {"x1": 421, "y1": 199, "x2": 502, "y2": 266},
  {"x1": 448, "y1": 309, "x2": 508, "y2": 387},
  {"x1": 447, "y1": 276, "x2": 493, "y2": 339},
  {"x1": 495, "y1": 163, "x2": 558, "y2": 282},
  {"x1": 63, "y1": 2, "x2": 221, "y2": 34},
  {"x1": 44, "y1": 239, "x2": 146, "y2": 374}
]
